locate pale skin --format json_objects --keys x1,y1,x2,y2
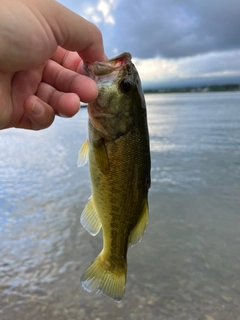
[{"x1": 0, "y1": 0, "x2": 106, "y2": 130}]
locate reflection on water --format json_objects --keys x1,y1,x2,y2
[{"x1": 1, "y1": 92, "x2": 240, "y2": 319}]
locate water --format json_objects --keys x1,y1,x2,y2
[{"x1": 0, "y1": 92, "x2": 240, "y2": 319}]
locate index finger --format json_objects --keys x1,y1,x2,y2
[{"x1": 51, "y1": 47, "x2": 82, "y2": 72}]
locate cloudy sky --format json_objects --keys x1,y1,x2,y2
[{"x1": 59, "y1": 0, "x2": 240, "y2": 88}]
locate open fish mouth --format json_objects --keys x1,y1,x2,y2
[{"x1": 84, "y1": 52, "x2": 132, "y2": 82}]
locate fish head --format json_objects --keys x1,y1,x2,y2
[{"x1": 84, "y1": 52, "x2": 146, "y2": 140}]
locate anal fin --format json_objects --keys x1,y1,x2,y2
[{"x1": 128, "y1": 198, "x2": 149, "y2": 247}]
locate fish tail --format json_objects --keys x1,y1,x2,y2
[{"x1": 80, "y1": 251, "x2": 126, "y2": 302}]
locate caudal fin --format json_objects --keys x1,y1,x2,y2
[{"x1": 80, "y1": 252, "x2": 126, "y2": 302}]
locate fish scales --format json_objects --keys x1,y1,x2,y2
[
  {"x1": 78, "y1": 52, "x2": 151, "y2": 302},
  {"x1": 90, "y1": 128, "x2": 147, "y2": 253}
]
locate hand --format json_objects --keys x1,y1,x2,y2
[{"x1": 0, "y1": 0, "x2": 106, "y2": 130}]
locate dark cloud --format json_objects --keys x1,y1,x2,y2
[
  {"x1": 102, "y1": 0, "x2": 240, "y2": 59},
  {"x1": 59, "y1": 0, "x2": 240, "y2": 86}
]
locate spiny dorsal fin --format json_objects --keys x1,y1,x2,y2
[
  {"x1": 77, "y1": 139, "x2": 89, "y2": 167},
  {"x1": 128, "y1": 198, "x2": 149, "y2": 247},
  {"x1": 81, "y1": 196, "x2": 101, "y2": 236}
]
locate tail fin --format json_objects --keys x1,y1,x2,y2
[{"x1": 80, "y1": 252, "x2": 126, "y2": 302}]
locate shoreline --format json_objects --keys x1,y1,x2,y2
[{"x1": 144, "y1": 83, "x2": 240, "y2": 94}]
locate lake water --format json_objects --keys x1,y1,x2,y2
[{"x1": 1, "y1": 92, "x2": 240, "y2": 320}]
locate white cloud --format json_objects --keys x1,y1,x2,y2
[
  {"x1": 133, "y1": 49, "x2": 240, "y2": 85},
  {"x1": 83, "y1": 0, "x2": 115, "y2": 24},
  {"x1": 97, "y1": 0, "x2": 115, "y2": 24},
  {"x1": 133, "y1": 57, "x2": 176, "y2": 82}
]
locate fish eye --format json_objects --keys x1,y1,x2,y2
[{"x1": 119, "y1": 79, "x2": 132, "y2": 93}]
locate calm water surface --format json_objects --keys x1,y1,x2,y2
[{"x1": 1, "y1": 92, "x2": 240, "y2": 319}]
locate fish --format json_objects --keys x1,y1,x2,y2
[{"x1": 77, "y1": 52, "x2": 151, "y2": 302}]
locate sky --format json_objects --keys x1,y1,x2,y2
[{"x1": 59, "y1": 0, "x2": 240, "y2": 88}]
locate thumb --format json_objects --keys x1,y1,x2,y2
[{"x1": 37, "y1": 0, "x2": 106, "y2": 62}]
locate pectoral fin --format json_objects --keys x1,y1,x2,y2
[
  {"x1": 93, "y1": 140, "x2": 110, "y2": 174},
  {"x1": 81, "y1": 196, "x2": 101, "y2": 236},
  {"x1": 128, "y1": 199, "x2": 149, "y2": 247},
  {"x1": 77, "y1": 139, "x2": 89, "y2": 167}
]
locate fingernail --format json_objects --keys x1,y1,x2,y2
[
  {"x1": 32, "y1": 101, "x2": 44, "y2": 115},
  {"x1": 58, "y1": 112, "x2": 68, "y2": 118}
]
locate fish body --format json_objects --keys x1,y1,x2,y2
[{"x1": 78, "y1": 52, "x2": 151, "y2": 302}]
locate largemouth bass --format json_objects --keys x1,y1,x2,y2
[{"x1": 78, "y1": 52, "x2": 151, "y2": 302}]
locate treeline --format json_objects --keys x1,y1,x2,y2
[
  {"x1": 144, "y1": 84, "x2": 240, "y2": 94},
  {"x1": 207, "y1": 84, "x2": 240, "y2": 92}
]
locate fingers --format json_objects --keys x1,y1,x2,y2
[
  {"x1": 36, "y1": 83, "x2": 81, "y2": 117},
  {"x1": 42, "y1": 59, "x2": 98, "y2": 102},
  {"x1": 22, "y1": 91, "x2": 81, "y2": 130},
  {"x1": 50, "y1": 47, "x2": 93, "y2": 78},
  {"x1": 20, "y1": 59, "x2": 96, "y2": 130},
  {"x1": 18, "y1": 92, "x2": 80, "y2": 130}
]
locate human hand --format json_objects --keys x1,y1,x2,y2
[{"x1": 0, "y1": 0, "x2": 106, "y2": 130}]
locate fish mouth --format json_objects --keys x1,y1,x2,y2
[{"x1": 84, "y1": 52, "x2": 132, "y2": 81}]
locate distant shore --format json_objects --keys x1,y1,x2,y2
[
  {"x1": 144, "y1": 83, "x2": 240, "y2": 94},
  {"x1": 80, "y1": 84, "x2": 240, "y2": 108}
]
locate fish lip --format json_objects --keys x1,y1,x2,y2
[{"x1": 84, "y1": 52, "x2": 132, "y2": 80}]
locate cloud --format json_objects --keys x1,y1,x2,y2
[
  {"x1": 59, "y1": 0, "x2": 116, "y2": 25},
  {"x1": 133, "y1": 49, "x2": 240, "y2": 87},
  {"x1": 59, "y1": 0, "x2": 240, "y2": 59},
  {"x1": 106, "y1": 0, "x2": 240, "y2": 59},
  {"x1": 83, "y1": 0, "x2": 115, "y2": 24},
  {"x1": 58, "y1": 0, "x2": 240, "y2": 86}
]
